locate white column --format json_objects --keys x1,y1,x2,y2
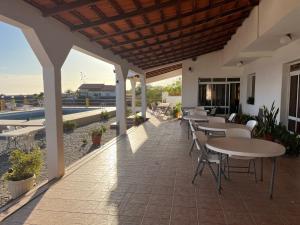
[
  {"x1": 115, "y1": 65, "x2": 128, "y2": 135},
  {"x1": 140, "y1": 74, "x2": 147, "y2": 118},
  {"x1": 43, "y1": 66, "x2": 64, "y2": 180},
  {"x1": 130, "y1": 79, "x2": 136, "y2": 114}
]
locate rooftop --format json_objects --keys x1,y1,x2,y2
[{"x1": 78, "y1": 83, "x2": 116, "y2": 92}]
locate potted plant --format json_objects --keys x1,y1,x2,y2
[
  {"x1": 3, "y1": 149, "x2": 43, "y2": 199},
  {"x1": 256, "y1": 101, "x2": 279, "y2": 140},
  {"x1": 133, "y1": 114, "x2": 144, "y2": 126},
  {"x1": 91, "y1": 125, "x2": 107, "y2": 145}
]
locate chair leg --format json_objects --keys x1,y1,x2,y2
[
  {"x1": 252, "y1": 159, "x2": 257, "y2": 183},
  {"x1": 189, "y1": 140, "x2": 195, "y2": 156},
  {"x1": 192, "y1": 160, "x2": 203, "y2": 184},
  {"x1": 226, "y1": 155, "x2": 230, "y2": 180}
]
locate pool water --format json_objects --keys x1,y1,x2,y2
[{"x1": 0, "y1": 108, "x2": 97, "y2": 120}]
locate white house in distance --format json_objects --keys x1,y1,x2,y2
[{"x1": 77, "y1": 84, "x2": 115, "y2": 99}]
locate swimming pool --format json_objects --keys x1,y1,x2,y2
[{"x1": 0, "y1": 107, "x2": 97, "y2": 120}]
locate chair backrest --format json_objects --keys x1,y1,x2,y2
[
  {"x1": 226, "y1": 128, "x2": 251, "y2": 139},
  {"x1": 189, "y1": 120, "x2": 196, "y2": 133},
  {"x1": 6, "y1": 126, "x2": 15, "y2": 131},
  {"x1": 194, "y1": 110, "x2": 207, "y2": 116},
  {"x1": 194, "y1": 131, "x2": 208, "y2": 152},
  {"x1": 246, "y1": 120, "x2": 258, "y2": 132},
  {"x1": 208, "y1": 116, "x2": 225, "y2": 123},
  {"x1": 210, "y1": 107, "x2": 217, "y2": 115},
  {"x1": 196, "y1": 106, "x2": 205, "y2": 110},
  {"x1": 228, "y1": 113, "x2": 237, "y2": 122}
]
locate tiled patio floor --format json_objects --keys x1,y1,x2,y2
[{"x1": 1, "y1": 117, "x2": 300, "y2": 225}]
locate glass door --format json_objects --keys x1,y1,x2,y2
[{"x1": 288, "y1": 66, "x2": 300, "y2": 133}]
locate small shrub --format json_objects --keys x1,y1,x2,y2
[
  {"x1": 3, "y1": 149, "x2": 43, "y2": 181},
  {"x1": 63, "y1": 121, "x2": 77, "y2": 132},
  {"x1": 100, "y1": 111, "x2": 110, "y2": 121},
  {"x1": 91, "y1": 125, "x2": 107, "y2": 136},
  {"x1": 82, "y1": 138, "x2": 88, "y2": 145},
  {"x1": 133, "y1": 114, "x2": 144, "y2": 126}
]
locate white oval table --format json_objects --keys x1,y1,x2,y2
[
  {"x1": 197, "y1": 122, "x2": 247, "y2": 132},
  {"x1": 183, "y1": 115, "x2": 209, "y2": 122},
  {"x1": 206, "y1": 137, "x2": 285, "y2": 198}
]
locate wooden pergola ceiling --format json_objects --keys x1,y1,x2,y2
[
  {"x1": 24, "y1": 0, "x2": 259, "y2": 70},
  {"x1": 146, "y1": 63, "x2": 182, "y2": 78}
]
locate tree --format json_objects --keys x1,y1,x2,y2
[{"x1": 163, "y1": 80, "x2": 181, "y2": 96}]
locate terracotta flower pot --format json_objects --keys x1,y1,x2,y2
[
  {"x1": 92, "y1": 134, "x2": 102, "y2": 145},
  {"x1": 8, "y1": 174, "x2": 36, "y2": 199},
  {"x1": 264, "y1": 133, "x2": 273, "y2": 141}
]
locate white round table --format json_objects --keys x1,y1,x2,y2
[
  {"x1": 197, "y1": 122, "x2": 247, "y2": 132},
  {"x1": 206, "y1": 137, "x2": 285, "y2": 198},
  {"x1": 183, "y1": 115, "x2": 209, "y2": 122}
]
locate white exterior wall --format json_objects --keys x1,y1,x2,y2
[
  {"x1": 182, "y1": 51, "x2": 242, "y2": 107},
  {"x1": 241, "y1": 39, "x2": 300, "y2": 124}
]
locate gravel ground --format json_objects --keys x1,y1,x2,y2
[{"x1": 0, "y1": 117, "x2": 117, "y2": 208}]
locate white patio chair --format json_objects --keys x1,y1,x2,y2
[
  {"x1": 188, "y1": 119, "x2": 197, "y2": 155},
  {"x1": 191, "y1": 110, "x2": 207, "y2": 116},
  {"x1": 207, "y1": 117, "x2": 226, "y2": 137},
  {"x1": 246, "y1": 120, "x2": 258, "y2": 135},
  {"x1": 225, "y1": 128, "x2": 257, "y2": 182},
  {"x1": 209, "y1": 107, "x2": 217, "y2": 116},
  {"x1": 192, "y1": 131, "x2": 228, "y2": 186},
  {"x1": 208, "y1": 117, "x2": 225, "y2": 123},
  {"x1": 227, "y1": 113, "x2": 237, "y2": 123},
  {"x1": 196, "y1": 106, "x2": 205, "y2": 110}
]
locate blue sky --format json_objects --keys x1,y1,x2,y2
[{"x1": 0, "y1": 22, "x2": 179, "y2": 95}]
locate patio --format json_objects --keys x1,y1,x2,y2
[{"x1": 1, "y1": 116, "x2": 300, "y2": 225}]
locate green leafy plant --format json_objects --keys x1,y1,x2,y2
[
  {"x1": 235, "y1": 114, "x2": 257, "y2": 125},
  {"x1": 63, "y1": 121, "x2": 77, "y2": 132},
  {"x1": 133, "y1": 114, "x2": 144, "y2": 126},
  {"x1": 256, "y1": 101, "x2": 279, "y2": 138},
  {"x1": 3, "y1": 149, "x2": 43, "y2": 181},
  {"x1": 171, "y1": 102, "x2": 182, "y2": 118},
  {"x1": 100, "y1": 111, "x2": 110, "y2": 121},
  {"x1": 91, "y1": 125, "x2": 107, "y2": 136},
  {"x1": 82, "y1": 138, "x2": 88, "y2": 145}
]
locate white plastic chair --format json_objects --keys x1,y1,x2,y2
[
  {"x1": 208, "y1": 117, "x2": 225, "y2": 123},
  {"x1": 246, "y1": 120, "x2": 258, "y2": 133},
  {"x1": 228, "y1": 113, "x2": 237, "y2": 123},
  {"x1": 225, "y1": 128, "x2": 257, "y2": 182},
  {"x1": 192, "y1": 131, "x2": 227, "y2": 186},
  {"x1": 192, "y1": 110, "x2": 207, "y2": 116}
]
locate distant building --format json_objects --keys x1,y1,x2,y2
[{"x1": 78, "y1": 84, "x2": 115, "y2": 99}]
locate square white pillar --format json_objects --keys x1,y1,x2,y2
[
  {"x1": 43, "y1": 66, "x2": 64, "y2": 180},
  {"x1": 140, "y1": 75, "x2": 147, "y2": 118},
  {"x1": 115, "y1": 65, "x2": 128, "y2": 135},
  {"x1": 130, "y1": 79, "x2": 136, "y2": 114}
]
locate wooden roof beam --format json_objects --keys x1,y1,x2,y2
[
  {"x1": 71, "y1": 0, "x2": 178, "y2": 31},
  {"x1": 140, "y1": 47, "x2": 223, "y2": 69},
  {"x1": 117, "y1": 23, "x2": 239, "y2": 55},
  {"x1": 43, "y1": 0, "x2": 102, "y2": 17},
  {"x1": 134, "y1": 43, "x2": 225, "y2": 66},
  {"x1": 104, "y1": 13, "x2": 247, "y2": 49},
  {"x1": 90, "y1": 0, "x2": 239, "y2": 40}
]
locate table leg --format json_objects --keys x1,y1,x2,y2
[
  {"x1": 217, "y1": 153, "x2": 222, "y2": 194},
  {"x1": 260, "y1": 158, "x2": 264, "y2": 182},
  {"x1": 269, "y1": 157, "x2": 277, "y2": 199}
]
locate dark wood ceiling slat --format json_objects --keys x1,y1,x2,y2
[
  {"x1": 43, "y1": 0, "x2": 102, "y2": 17},
  {"x1": 105, "y1": 12, "x2": 247, "y2": 49},
  {"x1": 141, "y1": 47, "x2": 223, "y2": 69},
  {"x1": 89, "y1": 0, "x2": 238, "y2": 41},
  {"x1": 117, "y1": 22, "x2": 240, "y2": 55},
  {"x1": 135, "y1": 43, "x2": 226, "y2": 67},
  {"x1": 71, "y1": 0, "x2": 178, "y2": 31}
]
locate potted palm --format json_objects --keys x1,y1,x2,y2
[
  {"x1": 3, "y1": 149, "x2": 43, "y2": 199},
  {"x1": 91, "y1": 125, "x2": 107, "y2": 145},
  {"x1": 256, "y1": 101, "x2": 279, "y2": 140}
]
